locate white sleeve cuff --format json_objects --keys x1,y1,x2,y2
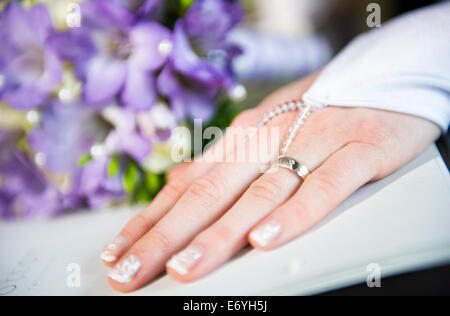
[{"x1": 303, "y1": 2, "x2": 450, "y2": 132}]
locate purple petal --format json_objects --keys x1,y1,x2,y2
[
  {"x1": 28, "y1": 103, "x2": 108, "y2": 173},
  {"x1": 156, "y1": 65, "x2": 187, "y2": 120},
  {"x1": 106, "y1": 130, "x2": 151, "y2": 162},
  {"x1": 157, "y1": 64, "x2": 183, "y2": 97},
  {"x1": 48, "y1": 29, "x2": 95, "y2": 63},
  {"x1": 18, "y1": 187, "x2": 62, "y2": 217},
  {"x1": 80, "y1": 157, "x2": 108, "y2": 195},
  {"x1": 1, "y1": 2, "x2": 38, "y2": 48},
  {"x1": 2, "y1": 86, "x2": 46, "y2": 110},
  {"x1": 172, "y1": 21, "x2": 223, "y2": 87},
  {"x1": 156, "y1": 65, "x2": 216, "y2": 121},
  {"x1": 184, "y1": 0, "x2": 244, "y2": 42},
  {"x1": 121, "y1": 67, "x2": 156, "y2": 111},
  {"x1": 121, "y1": 132, "x2": 152, "y2": 162},
  {"x1": 111, "y1": 0, "x2": 161, "y2": 15},
  {"x1": 0, "y1": 193, "x2": 9, "y2": 218},
  {"x1": 139, "y1": 0, "x2": 161, "y2": 15},
  {"x1": 35, "y1": 48, "x2": 63, "y2": 94},
  {"x1": 0, "y1": 141, "x2": 63, "y2": 218},
  {"x1": 129, "y1": 22, "x2": 171, "y2": 71},
  {"x1": 29, "y1": 3, "x2": 54, "y2": 43},
  {"x1": 84, "y1": 55, "x2": 127, "y2": 105},
  {"x1": 87, "y1": 188, "x2": 124, "y2": 209},
  {"x1": 106, "y1": 130, "x2": 152, "y2": 162},
  {"x1": 185, "y1": 92, "x2": 216, "y2": 121},
  {"x1": 94, "y1": 0, "x2": 134, "y2": 31}
]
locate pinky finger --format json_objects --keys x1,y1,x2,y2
[{"x1": 249, "y1": 142, "x2": 385, "y2": 250}]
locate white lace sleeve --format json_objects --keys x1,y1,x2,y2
[{"x1": 303, "y1": 2, "x2": 450, "y2": 132}]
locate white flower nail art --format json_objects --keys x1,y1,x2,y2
[
  {"x1": 250, "y1": 220, "x2": 282, "y2": 247},
  {"x1": 101, "y1": 236, "x2": 129, "y2": 263},
  {"x1": 108, "y1": 254, "x2": 142, "y2": 283},
  {"x1": 167, "y1": 245, "x2": 203, "y2": 276}
]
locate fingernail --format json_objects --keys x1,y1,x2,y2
[
  {"x1": 250, "y1": 220, "x2": 282, "y2": 247},
  {"x1": 108, "y1": 254, "x2": 142, "y2": 284},
  {"x1": 101, "y1": 236, "x2": 129, "y2": 263},
  {"x1": 167, "y1": 245, "x2": 203, "y2": 276}
]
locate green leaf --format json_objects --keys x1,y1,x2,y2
[
  {"x1": 180, "y1": 0, "x2": 195, "y2": 12},
  {"x1": 123, "y1": 163, "x2": 140, "y2": 194},
  {"x1": 145, "y1": 172, "x2": 161, "y2": 195},
  {"x1": 78, "y1": 154, "x2": 93, "y2": 166},
  {"x1": 107, "y1": 155, "x2": 120, "y2": 178},
  {"x1": 135, "y1": 185, "x2": 151, "y2": 204},
  {"x1": 164, "y1": 0, "x2": 195, "y2": 15}
]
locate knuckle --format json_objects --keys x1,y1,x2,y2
[
  {"x1": 209, "y1": 224, "x2": 235, "y2": 245},
  {"x1": 248, "y1": 177, "x2": 283, "y2": 206},
  {"x1": 307, "y1": 107, "x2": 346, "y2": 140},
  {"x1": 352, "y1": 141, "x2": 387, "y2": 179},
  {"x1": 167, "y1": 164, "x2": 188, "y2": 182},
  {"x1": 147, "y1": 229, "x2": 171, "y2": 252},
  {"x1": 187, "y1": 174, "x2": 223, "y2": 206},
  {"x1": 353, "y1": 113, "x2": 393, "y2": 145},
  {"x1": 127, "y1": 212, "x2": 155, "y2": 233},
  {"x1": 160, "y1": 177, "x2": 187, "y2": 199},
  {"x1": 291, "y1": 199, "x2": 313, "y2": 224},
  {"x1": 313, "y1": 168, "x2": 343, "y2": 199}
]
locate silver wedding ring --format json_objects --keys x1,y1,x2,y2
[{"x1": 276, "y1": 156, "x2": 310, "y2": 180}]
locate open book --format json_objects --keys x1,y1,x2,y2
[{"x1": 1, "y1": 145, "x2": 449, "y2": 296}]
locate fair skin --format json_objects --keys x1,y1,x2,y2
[{"x1": 103, "y1": 72, "x2": 440, "y2": 292}]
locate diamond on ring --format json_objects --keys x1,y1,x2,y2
[{"x1": 276, "y1": 156, "x2": 310, "y2": 180}]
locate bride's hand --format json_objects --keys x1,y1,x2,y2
[{"x1": 102, "y1": 73, "x2": 440, "y2": 292}]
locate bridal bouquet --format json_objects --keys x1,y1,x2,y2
[{"x1": 0, "y1": 0, "x2": 244, "y2": 218}]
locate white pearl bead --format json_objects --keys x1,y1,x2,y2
[
  {"x1": 158, "y1": 39, "x2": 173, "y2": 56},
  {"x1": 229, "y1": 84, "x2": 247, "y2": 102}
]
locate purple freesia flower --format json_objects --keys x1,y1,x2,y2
[
  {"x1": 0, "y1": 130, "x2": 62, "y2": 218},
  {"x1": 172, "y1": 0, "x2": 243, "y2": 87},
  {"x1": 0, "y1": 3, "x2": 62, "y2": 110},
  {"x1": 111, "y1": 0, "x2": 161, "y2": 16},
  {"x1": 0, "y1": 0, "x2": 244, "y2": 218},
  {"x1": 79, "y1": 156, "x2": 125, "y2": 209},
  {"x1": 66, "y1": 0, "x2": 172, "y2": 110},
  {"x1": 158, "y1": 0, "x2": 243, "y2": 120},
  {"x1": 25, "y1": 101, "x2": 151, "y2": 209},
  {"x1": 27, "y1": 101, "x2": 110, "y2": 173},
  {"x1": 102, "y1": 106, "x2": 152, "y2": 162},
  {"x1": 157, "y1": 64, "x2": 219, "y2": 120}
]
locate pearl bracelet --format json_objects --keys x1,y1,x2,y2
[{"x1": 254, "y1": 99, "x2": 318, "y2": 155}]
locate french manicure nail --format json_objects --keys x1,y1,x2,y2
[
  {"x1": 167, "y1": 245, "x2": 203, "y2": 276},
  {"x1": 250, "y1": 220, "x2": 282, "y2": 247},
  {"x1": 101, "y1": 236, "x2": 129, "y2": 263},
  {"x1": 108, "y1": 254, "x2": 142, "y2": 284}
]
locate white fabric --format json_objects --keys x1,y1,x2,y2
[{"x1": 303, "y1": 2, "x2": 450, "y2": 132}]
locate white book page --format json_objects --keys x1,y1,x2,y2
[{"x1": 0, "y1": 145, "x2": 449, "y2": 296}]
